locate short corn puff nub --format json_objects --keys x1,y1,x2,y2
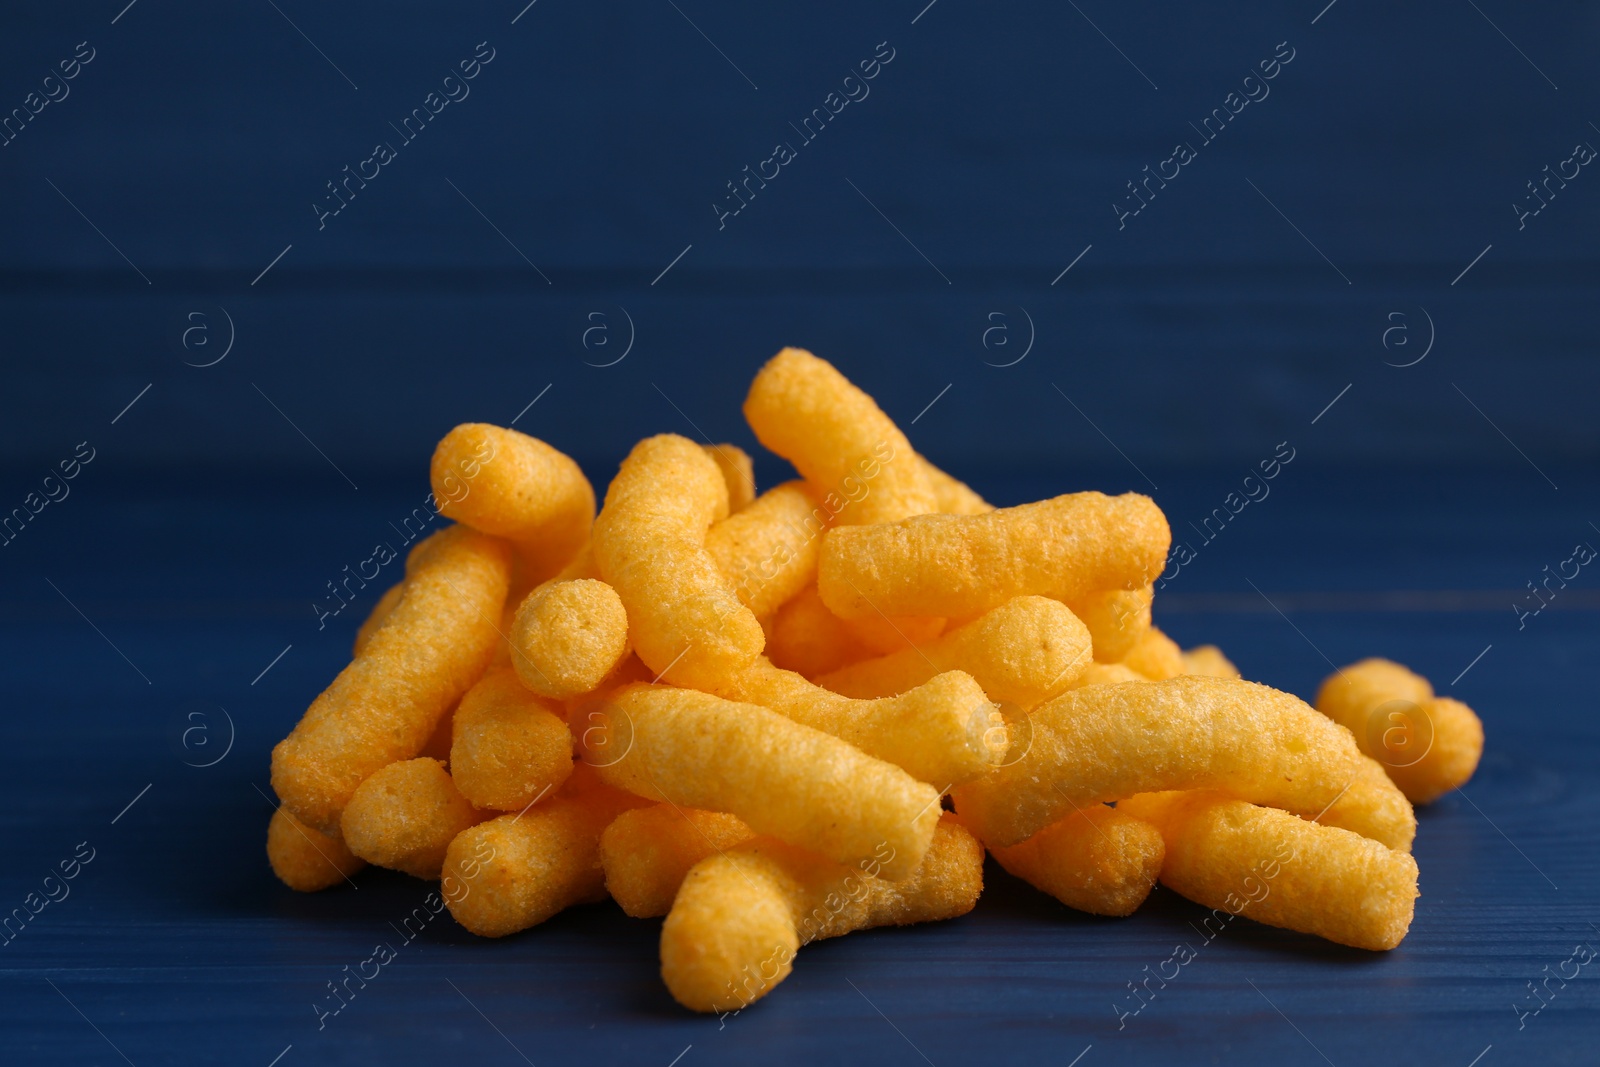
[
  {"x1": 450, "y1": 668, "x2": 574, "y2": 812},
  {"x1": 511, "y1": 578, "x2": 631, "y2": 700},
  {"x1": 268, "y1": 808, "x2": 365, "y2": 892},
  {"x1": 340, "y1": 758, "x2": 483, "y2": 879},
  {"x1": 600, "y1": 806, "x2": 755, "y2": 918},
  {"x1": 983, "y1": 806, "x2": 1164, "y2": 917}
]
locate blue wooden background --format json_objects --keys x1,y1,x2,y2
[{"x1": 2, "y1": 1, "x2": 1597, "y2": 1063}]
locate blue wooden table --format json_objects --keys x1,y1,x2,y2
[{"x1": 2, "y1": 466, "x2": 1593, "y2": 1066}]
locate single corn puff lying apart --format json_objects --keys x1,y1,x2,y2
[
  {"x1": 1316, "y1": 658, "x2": 1484, "y2": 804},
  {"x1": 660, "y1": 815, "x2": 984, "y2": 1012}
]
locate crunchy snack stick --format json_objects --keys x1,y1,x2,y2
[
  {"x1": 430, "y1": 423, "x2": 594, "y2": 581},
  {"x1": 710, "y1": 658, "x2": 1002, "y2": 785},
  {"x1": 660, "y1": 815, "x2": 983, "y2": 1012},
  {"x1": 510, "y1": 578, "x2": 631, "y2": 700},
  {"x1": 352, "y1": 581, "x2": 405, "y2": 656},
  {"x1": 704, "y1": 443, "x2": 757, "y2": 513},
  {"x1": 743, "y1": 348, "x2": 937, "y2": 525},
  {"x1": 818, "y1": 595, "x2": 1092, "y2": 709},
  {"x1": 951, "y1": 676, "x2": 1364, "y2": 847},
  {"x1": 705, "y1": 481, "x2": 825, "y2": 619},
  {"x1": 1318, "y1": 755, "x2": 1416, "y2": 852},
  {"x1": 272, "y1": 525, "x2": 511, "y2": 834},
  {"x1": 1181, "y1": 644, "x2": 1241, "y2": 679},
  {"x1": 983, "y1": 806, "x2": 1164, "y2": 917},
  {"x1": 600, "y1": 805, "x2": 755, "y2": 917},
  {"x1": 267, "y1": 808, "x2": 366, "y2": 892},
  {"x1": 580, "y1": 684, "x2": 941, "y2": 879},
  {"x1": 449, "y1": 668, "x2": 574, "y2": 811},
  {"x1": 818, "y1": 491, "x2": 1170, "y2": 622},
  {"x1": 1316, "y1": 658, "x2": 1484, "y2": 804},
  {"x1": 1118, "y1": 625, "x2": 1185, "y2": 681},
  {"x1": 1119, "y1": 791, "x2": 1419, "y2": 951},
  {"x1": 765, "y1": 584, "x2": 872, "y2": 677},
  {"x1": 442, "y1": 772, "x2": 644, "y2": 937},
  {"x1": 340, "y1": 758, "x2": 484, "y2": 879},
  {"x1": 591, "y1": 434, "x2": 765, "y2": 689},
  {"x1": 1068, "y1": 585, "x2": 1152, "y2": 663}
]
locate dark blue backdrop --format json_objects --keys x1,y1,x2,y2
[{"x1": 2, "y1": 2, "x2": 1597, "y2": 1065}]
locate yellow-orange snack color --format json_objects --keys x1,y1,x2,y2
[
  {"x1": 711, "y1": 658, "x2": 1002, "y2": 786},
  {"x1": 919, "y1": 454, "x2": 992, "y2": 514},
  {"x1": 581, "y1": 684, "x2": 940, "y2": 879},
  {"x1": 1118, "y1": 626, "x2": 1185, "y2": 681},
  {"x1": 765, "y1": 584, "x2": 871, "y2": 677},
  {"x1": 450, "y1": 668, "x2": 574, "y2": 811},
  {"x1": 272, "y1": 526, "x2": 511, "y2": 834},
  {"x1": 510, "y1": 579, "x2": 631, "y2": 699},
  {"x1": 660, "y1": 815, "x2": 983, "y2": 1012},
  {"x1": 1315, "y1": 658, "x2": 1484, "y2": 804},
  {"x1": 591, "y1": 434, "x2": 765, "y2": 689},
  {"x1": 705, "y1": 481, "x2": 825, "y2": 619},
  {"x1": 950, "y1": 676, "x2": 1363, "y2": 847},
  {"x1": 1068, "y1": 585, "x2": 1152, "y2": 663},
  {"x1": 818, "y1": 491, "x2": 1170, "y2": 622},
  {"x1": 1318, "y1": 755, "x2": 1417, "y2": 852},
  {"x1": 1182, "y1": 644, "x2": 1241, "y2": 679},
  {"x1": 743, "y1": 348, "x2": 937, "y2": 525},
  {"x1": 418, "y1": 700, "x2": 457, "y2": 762},
  {"x1": 844, "y1": 613, "x2": 947, "y2": 657},
  {"x1": 442, "y1": 784, "x2": 643, "y2": 937},
  {"x1": 339, "y1": 758, "x2": 484, "y2": 879},
  {"x1": 984, "y1": 806, "x2": 1164, "y2": 917},
  {"x1": 1067, "y1": 662, "x2": 1147, "y2": 690},
  {"x1": 267, "y1": 808, "x2": 365, "y2": 892},
  {"x1": 600, "y1": 806, "x2": 755, "y2": 917},
  {"x1": 704, "y1": 443, "x2": 757, "y2": 513},
  {"x1": 352, "y1": 581, "x2": 405, "y2": 656},
  {"x1": 430, "y1": 424, "x2": 594, "y2": 580},
  {"x1": 1120, "y1": 791, "x2": 1419, "y2": 951},
  {"x1": 818, "y1": 595, "x2": 1092, "y2": 708}
]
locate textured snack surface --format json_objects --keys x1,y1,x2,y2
[
  {"x1": 817, "y1": 491, "x2": 1170, "y2": 621},
  {"x1": 951, "y1": 676, "x2": 1364, "y2": 847},
  {"x1": 271, "y1": 526, "x2": 511, "y2": 834},
  {"x1": 1122, "y1": 790, "x2": 1419, "y2": 951},
  {"x1": 592, "y1": 434, "x2": 765, "y2": 689},
  {"x1": 582, "y1": 684, "x2": 941, "y2": 879},
  {"x1": 743, "y1": 347, "x2": 936, "y2": 525}
]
